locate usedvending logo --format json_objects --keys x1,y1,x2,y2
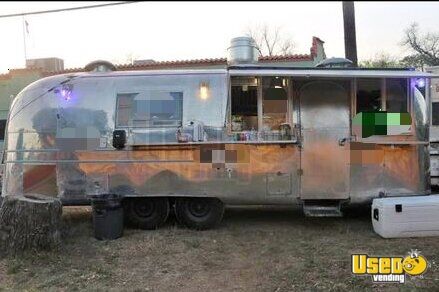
[{"x1": 352, "y1": 249, "x2": 429, "y2": 284}]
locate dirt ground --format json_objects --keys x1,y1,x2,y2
[{"x1": 0, "y1": 205, "x2": 438, "y2": 291}]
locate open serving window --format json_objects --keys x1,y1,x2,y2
[
  {"x1": 355, "y1": 78, "x2": 409, "y2": 114},
  {"x1": 229, "y1": 76, "x2": 294, "y2": 141},
  {"x1": 352, "y1": 77, "x2": 428, "y2": 141}
]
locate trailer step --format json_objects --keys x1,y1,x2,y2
[{"x1": 302, "y1": 201, "x2": 343, "y2": 217}]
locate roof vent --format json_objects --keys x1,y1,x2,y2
[
  {"x1": 316, "y1": 57, "x2": 353, "y2": 68},
  {"x1": 227, "y1": 37, "x2": 259, "y2": 65},
  {"x1": 84, "y1": 60, "x2": 116, "y2": 72}
]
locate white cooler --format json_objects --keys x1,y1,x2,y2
[{"x1": 372, "y1": 195, "x2": 439, "y2": 238}]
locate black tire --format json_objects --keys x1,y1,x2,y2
[
  {"x1": 174, "y1": 197, "x2": 224, "y2": 230},
  {"x1": 124, "y1": 197, "x2": 169, "y2": 230}
]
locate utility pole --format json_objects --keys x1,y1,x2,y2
[
  {"x1": 22, "y1": 16, "x2": 27, "y2": 67},
  {"x1": 342, "y1": 1, "x2": 358, "y2": 67}
]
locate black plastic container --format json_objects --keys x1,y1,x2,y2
[
  {"x1": 112, "y1": 130, "x2": 126, "y2": 149},
  {"x1": 90, "y1": 194, "x2": 124, "y2": 240}
]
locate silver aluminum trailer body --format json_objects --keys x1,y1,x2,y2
[{"x1": 0, "y1": 67, "x2": 434, "y2": 217}]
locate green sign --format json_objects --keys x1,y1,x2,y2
[{"x1": 352, "y1": 112, "x2": 411, "y2": 138}]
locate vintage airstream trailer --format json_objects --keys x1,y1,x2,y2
[{"x1": 0, "y1": 59, "x2": 434, "y2": 229}]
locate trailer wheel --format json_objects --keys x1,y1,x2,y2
[
  {"x1": 174, "y1": 197, "x2": 224, "y2": 230},
  {"x1": 124, "y1": 197, "x2": 169, "y2": 230}
]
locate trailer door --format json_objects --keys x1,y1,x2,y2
[{"x1": 298, "y1": 80, "x2": 350, "y2": 200}]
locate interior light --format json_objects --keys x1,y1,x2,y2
[
  {"x1": 272, "y1": 77, "x2": 284, "y2": 89},
  {"x1": 200, "y1": 82, "x2": 209, "y2": 100}
]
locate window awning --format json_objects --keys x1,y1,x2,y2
[{"x1": 229, "y1": 67, "x2": 437, "y2": 78}]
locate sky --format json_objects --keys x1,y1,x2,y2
[{"x1": 0, "y1": 1, "x2": 438, "y2": 74}]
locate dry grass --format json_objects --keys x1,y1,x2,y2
[{"x1": 0, "y1": 205, "x2": 438, "y2": 291}]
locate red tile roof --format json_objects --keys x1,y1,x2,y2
[{"x1": 0, "y1": 37, "x2": 324, "y2": 78}]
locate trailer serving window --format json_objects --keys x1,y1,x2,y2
[
  {"x1": 356, "y1": 78, "x2": 382, "y2": 112},
  {"x1": 230, "y1": 77, "x2": 258, "y2": 132},
  {"x1": 262, "y1": 77, "x2": 289, "y2": 132},
  {"x1": 386, "y1": 78, "x2": 408, "y2": 112},
  {"x1": 230, "y1": 76, "x2": 292, "y2": 140},
  {"x1": 355, "y1": 78, "x2": 408, "y2": 114},
  {"x1": 116, "y1": 91, "x2": 183, "y2": 128}
]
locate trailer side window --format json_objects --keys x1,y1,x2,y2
[
  {"x1": 386, "y1": 78, "x2": 408, "y2": 112},
  {"x1": 356, "y1": 78, "x2": 382, "y2": 113},
  {"x1": 116, "y1": 91, "x2": 183, "y2": 128},
  {"x1": 231, "y1": 77, "x2": 258, "y2": 131}
]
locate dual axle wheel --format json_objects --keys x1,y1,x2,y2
[{"x1": 123, "y1": 197, "x2": 224, "y2": 230}]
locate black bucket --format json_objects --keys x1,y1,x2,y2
[{"x1": 90, "y1": 194, "x2": 124, "y2": 240}]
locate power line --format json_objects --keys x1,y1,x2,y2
[{"x1": 0, "y1": 1, "x2": 141, "y2": 19}]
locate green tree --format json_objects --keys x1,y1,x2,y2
[
  {"x1": 359, "y1": 53, "x2": 401, "y2": 68},
  {"x1": 399, "y1": 54, "x2": 426, "y2": 70}
]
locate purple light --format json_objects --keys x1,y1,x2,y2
[
  {"x1": 416, "y1": 78, "x2": 425, "y2": 88},
  {"x1": 59, "y1": 84, "x2": 73, "y2": 100}
]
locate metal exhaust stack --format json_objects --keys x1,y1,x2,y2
[{"x1": 227, "y1": 36, "x2": 259, "y2": 65}]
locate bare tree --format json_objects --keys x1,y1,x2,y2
[
  {"x1": 110, "y1": 52, "x2": 140, "y2": 65},
  {"x1": 245, "y1": 24, "x2": 295, "y2": 57},
  {"x1": 401, "y1": 22, "x2": 439, "y2": 66},
  {"x1": 279, "y1": 39, "x2": 295, "y2": 56},
  {"x1": 125, "y1": 52, "x2": 139, "y2": 65},
  {"x1": 359, "y1": 23, "x2": 439, "y2": 70}
]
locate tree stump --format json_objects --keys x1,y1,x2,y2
[{"x1": 0, "y1": 193, "x2": 62, "y2": 256}]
